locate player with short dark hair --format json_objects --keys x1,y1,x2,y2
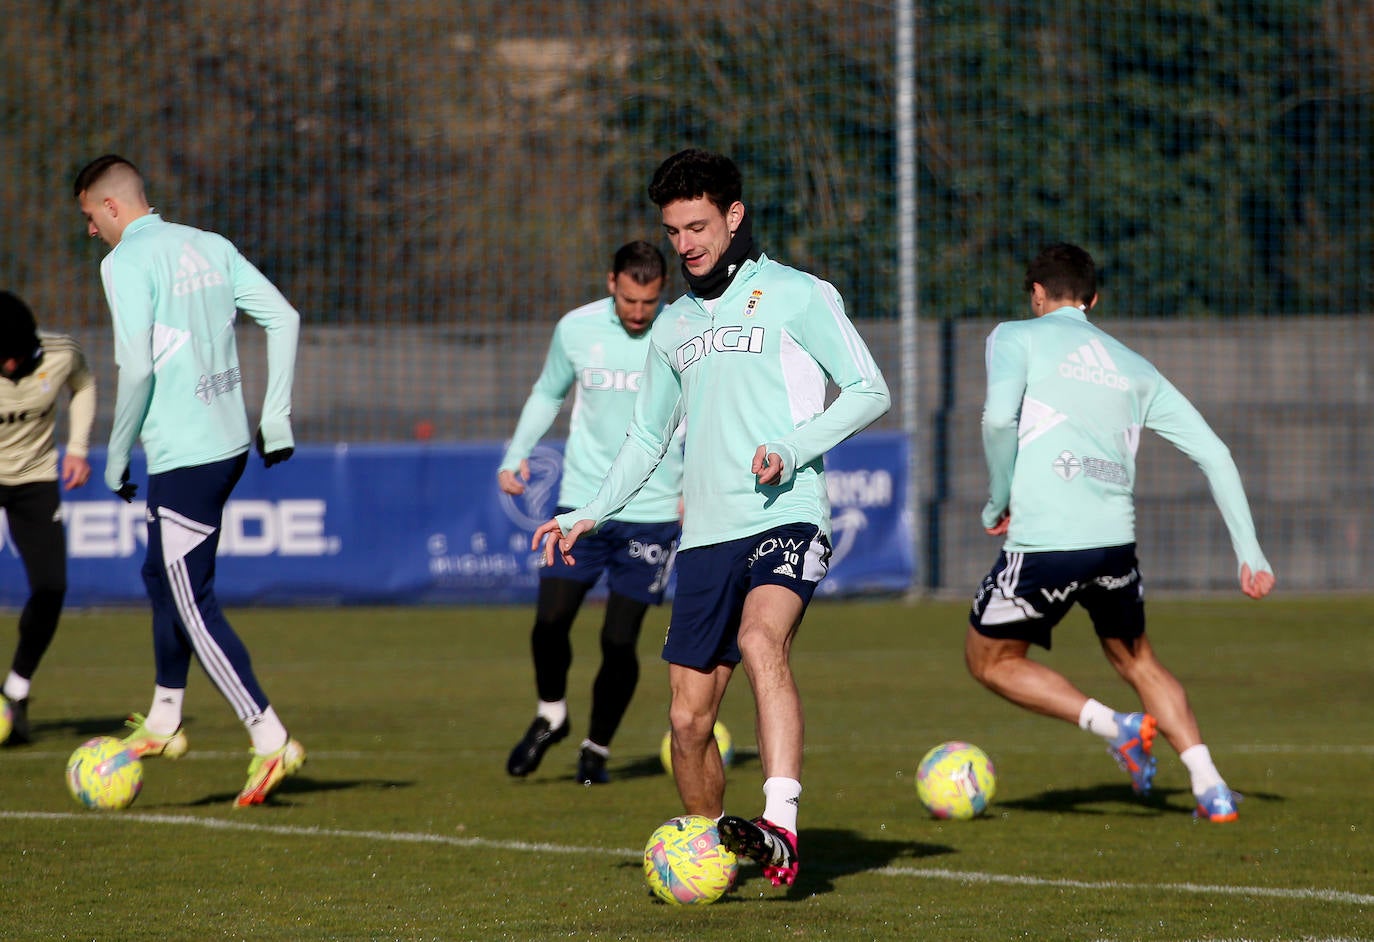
[
  {"x1": 75, "y1": 154, "x2": 306, "y2": 806},
  {"x1": 500, "y1": 240, "x2": 682, "y2": 786},
  {"x1": 966, "y1": 242, "x2": 1275, "y2": 823},
  {"x1": 534, "y1": 149, "x2": 890, "y2": 886},
  {"x1": 0, "y1": 291, "x2": 95, "y2": 745}
]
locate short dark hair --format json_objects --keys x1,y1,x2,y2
[
  {"x1": 647, "y1": 149, "x2": 742, "y2": 215},
  {"x1": 612, "y1": 240, "x2": 666, "y2": 285},
  {"x1": 73, "y1": 154, "x2": 140, "y2": 198},
  {"x1": 0, "y1": 291, "x2": 39, "y2": 362},
  {"x1": 1024, "y1": 243, "x2": 1097, "y2": 306}
]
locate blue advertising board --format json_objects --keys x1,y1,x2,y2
[{"x1": 0, "y1": 432, "x2": 912, "y2": 606}]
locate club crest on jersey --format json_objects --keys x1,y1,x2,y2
[
  {"x1": 744, "y1": 289, "x2": 764, "y2": 317},
  {"x1": 674, "y1": 325, "x2": 766, "y2": 371},
  {"x1": 1053, "y1": 450, "x2": 1081, "y2": 480}
]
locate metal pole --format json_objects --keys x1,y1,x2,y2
[{"x1": 896, "y1": 0, "x2": 924, "y2": 597}]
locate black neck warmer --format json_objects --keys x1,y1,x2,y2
[
  {"x1": 682, "y1": 213, "x2": 761, "y2": 300},
  {"x1": 2, "y1": 346, "x2": 42, "y2": 384}
]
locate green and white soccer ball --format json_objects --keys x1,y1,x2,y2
[
  {"x1": 915, "y1": 740, "x2": 997, "y2": 820},
  {"x1": 643, "y1": 814, "x2": 738, "y2": 905},
  {"x1": 659, "y1": 721, "x2": 735, "y2": 775},
  {"x1": 66, "y1": 736, "x2": 144, "y2": 810}
]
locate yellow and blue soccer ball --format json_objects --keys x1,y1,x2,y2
[
  {"x1": 66, "y1": 736, "x2": 143, "y2": 810},
  {"x1": 643, "y1": 814, "x2": 738, "y2": 905},
  {"x1": 916, "y1": 740, "x2": 997, "y2": 820},
  {"x1": 659, "y1": 721, "x2": 735, "y2": 775},
  {"x1": 0, "y1": 698, "x2": 11, "y2": 745}
]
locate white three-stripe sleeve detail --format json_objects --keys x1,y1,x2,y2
[{"x1": 814, "y1": 277, "x2": 883, "y2": 385}]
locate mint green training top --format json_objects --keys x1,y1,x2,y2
[
  {"x1": 557, "y1": 254, "x2": 890, "y2": 552},
  {"x1": 981, "y1": 305, "x2": 1271, "y2": 576},
  {"x1": 98, "y1": 213, "x2": 300, "y2": 489},
  {"x1": 500, "y1": 296, "x2": 683, "y2": 523}
]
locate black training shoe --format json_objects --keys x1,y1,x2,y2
[
  {"x1": 2, "y1": 697, "x2": 30, "y2": 746},
  {"x1": 575, "y1": 746, "x2": 610, "y2": 785},
  {"x1": 506, "y1": 716, "x2": 569, "y2": 777},
  {"x1": 718, "y1": 815, "x2": 800, "y2": 886}
]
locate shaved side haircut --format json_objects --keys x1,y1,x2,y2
[{"x1": 72, "y1": 154, "x2": 146, "y2": 202}]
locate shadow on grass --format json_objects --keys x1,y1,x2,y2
[
  {"x1": 998, "y1": 781, "x2": 1162, "y2": 814},
  {"x1": 614, "y1": 748, "x2": 760, "y2": 783},
  {"x1": 27, "y1": 714, "x2": 140, "y2": 742},
  {"x1": 782, "y1": 827, "x2": 955, "y2": 898},
  {"x1": 624, "y1": 826, "x2": 955, "y2": 904},
  {"x1": 185, "y1": 775, "x2": 415, "y2": 808},
  {"x1": 511, "y1": 749, "x2": 761, "y2": 786},
  {"x1": 998, "y1": 781, "x2": 1285, "y2": 817}
]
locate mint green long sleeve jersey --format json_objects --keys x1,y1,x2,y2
[
  {"x1": 499, "y1": 297, "x2": 683, "y2": 522},
  {"x1": 981, "y1": 306, "x2": 1271, "y2": 576},
  {"x1": 556, "y1": 254, "x2": 890, "y2": 552},
  {"x1": 98, "y1": 213, "x2": 300, "y2": 489}
]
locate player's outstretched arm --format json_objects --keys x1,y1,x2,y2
[{"x1": 1239, "y1": 563, "x2": 1275, "y2": 600}]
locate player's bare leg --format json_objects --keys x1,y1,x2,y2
[
  {"x1": 968, "y1": 625, "x2": 1160, "y2": 795},
  {"x1": 1099, "y1": 633, "x2": 1201, "y2": 753},
  {"x1": 964, "y1": 626, "x2": 1090, "y2": 723},
  {"x1": 737, "y1": 585, "x2": 806, "y2": 780},
  {"x1": 667, "y1": 661, "x2": 731, "y2": 817},
  {"x1": 719, "y1": 585, "x2": 806, "y2": 886},
  {"x1": 1101, "y1": 632, "x2": 1236, "y2": 820}
]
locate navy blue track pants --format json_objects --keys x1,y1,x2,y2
[{"x1": 141, "y1": 453, "x2": 269, "y2": 720}]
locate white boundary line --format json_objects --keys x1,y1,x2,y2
[
  {"x1": 1, "y1": 810, "x2": 630, "y2": 857},
  {"x1": 5, "y1": 810, "x2": 1372, "y2": 907},
  {"x1": 2, "y1": 749, "x2": 421, "y2": 762},
  {"x1": 876, "y1": 864, "x2": 1374, "y2": 906}
]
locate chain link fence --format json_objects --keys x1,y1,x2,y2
[{"x1": 2, "y1": 1, "x2": 1368, "y2": 590}]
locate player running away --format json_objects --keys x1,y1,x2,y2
[{"x1": 966, "y1": 243, "x2": 1275, "y2": 823}]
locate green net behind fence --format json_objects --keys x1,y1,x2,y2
[{"x1": 1, "y1": 1, "x2": 1368, "y2": 591}]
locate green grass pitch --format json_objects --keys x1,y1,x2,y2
[{"x1": 1, "y1": 596, "x2": 1370, "y2": 940}]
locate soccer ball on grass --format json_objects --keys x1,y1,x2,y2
[
  {"x1": 659, "y1": 721, "x2": 734, "y2": 775},
  {"x1": 915, "y1": 740, "x2": 996, "y2": 820},
  {"x1": 66, "y1": 736, "x2": 144, "y2": 810},
  {"x1": 643, "y1": 814, "x2": 738, "y2": 905},
  {"x1": 0, "y1": 698, "x2": 11, "y2": 744}
]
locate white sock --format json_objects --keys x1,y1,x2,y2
[
  {"x1": 537, "y1": 700, "x2": 568, "y2": 728},
  {"x1": 3, "y1": 671, "x2": 30, "y2": 702},
  {"x1": 145, "y1": 686, "x2": 185, "y2": 736},
  {"x1": 762, "y1": 777, "x2": 801, "y2": 834},
  {"x1": 1180, "y1": 744, "x2": 1224, "y2": 798},
  {"x1": 1078, "y1": 698, "x2": 1120, "y2": 739},
  {"x1": 580, "y1": 739, "x2": 609, "y2": 758},
  {"x1": 246, "y1": 705, "x2": 289, "y2": 755}
]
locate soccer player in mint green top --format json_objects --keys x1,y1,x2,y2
[
  {"x1": 75, "y1": 155, "x2": 305, "y2": 807},
  {"x1": 533, "y1": 150, "x2": 890, "y2": 887},
  {"x1": 966, "y1": 243, "x2": 1276, "y2": 824},
  {"x1": 499, "y1": 241, "x2": 683, "y2": 786}
]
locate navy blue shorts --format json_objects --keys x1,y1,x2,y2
[
  {"x1": 541, "y1": 510, "x2": 680, "y2": 606},
  {"x1": 664, "y1": 522, "x2": 831, "y2": 670},
  {"x1": 969, "y1": 543, "x2": 1145, "y2": 650}
]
